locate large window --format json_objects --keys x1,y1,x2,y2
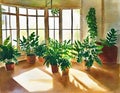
[{"x1": 1, "y1": 5, "x2": 80, "y2": 47}]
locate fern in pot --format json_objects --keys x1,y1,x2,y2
[
  {"x1": 0, "y1": 36, "x2": 21, "y2": 70},
  {"x1": 98, "y1": 28, "x2": 118, "y2": 63}
]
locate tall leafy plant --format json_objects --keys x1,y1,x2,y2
[{"x1": 86, "y1": 7, "x2": 98, "y2": 39}]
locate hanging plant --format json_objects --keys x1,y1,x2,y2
[{"x1": 51, "y1": 8, "x2": 59, "y2": 16}]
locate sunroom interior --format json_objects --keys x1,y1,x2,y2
[{"x1": 0, "y1": 0, "x2": 120, "y2": 93}]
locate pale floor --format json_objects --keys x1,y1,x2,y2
[{"x1": 0, "y1": 60, "x2": 120, "y2": 93}]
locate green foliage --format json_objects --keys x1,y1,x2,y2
[
  {"x1": 86, "y1": 7, "x2": 98, "y2": 39},
  {"x1": 34, "y1": 42, "x2": 47, "y2": 57},
  {"x1": 51, "y1": 8, "x2": 59, "y2": 16},
  {"x1": 73, "y1": 36, "x2": 103, "y2": 68},
  {"x1": 100, "y1": 28, "x2": 118, "y2": 47},
  {"x1": 0, "y1": 36, "x2": 21, "y2": 64},
  {"x1": 15, "y1": 32, "x2": 39, "y2": 55},
  {"x1": 43, "y1": 38, "x2": 73, "y2": 70}
]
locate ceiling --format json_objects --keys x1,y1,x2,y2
[{"x1": 0, "y1": 0, "x2": 81, "y2": 9}]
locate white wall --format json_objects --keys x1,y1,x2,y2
[{"x1": 104, "y1": 0, "x2": 120, "y2": 64}]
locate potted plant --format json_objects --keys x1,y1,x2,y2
[
  {"x1": 15, "y1": 32, "x2": 39, "y2": 64},
  {"x1": 34, "y1": 42, "x2": 46, "y2": 63},
  {"x1": 98, "y1": 28, "x2": 118, "y2": 63},
  {"x1": 73, "y1": 36, "x2": 103, "y2": 71},
  {"x1": 43, "y1": 38, "x2": 73, "y2": 74},
  {"x1": 0, "y1": 36, "x2": 21, "y2": 71},
  {"x1": 43, "y1": 38, "x2": 61, "y2": 73},
  {"x1": 86, "y1": 7, "x2": 98, "y2": 39}
]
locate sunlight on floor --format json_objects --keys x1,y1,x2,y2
[
  {"x1": 69, "y1": 68, "x2": 109, "y2": 92},
  {"x1": 13, "y1": 68, "x2": 53, "y2": 92}
]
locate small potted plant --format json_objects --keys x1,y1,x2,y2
[
  {"x1": 34, "y1": 42, "x2": 46, "y2": 63},
  {"x1": 15, "y1": 32, "x2": 39, "y2": 64},
  {"x1": 73, "y1": 36, "x2": 103, "y2": 71},
  {"x1": 98, "y1": 28, "x2": 118, "y2": 63},
  {"x1": 0, "y1": 36, "x2": 21, "y2": 71}
]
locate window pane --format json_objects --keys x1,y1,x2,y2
[
  {"x1": 19, "y1": 8, "x2": 26, "y2": 14},
  {"x1": 38, "y1": 17, "x2": 45, "y2": 29},
  {"x1": 38, "y1": 10, "x2": 44, "y2": 16},
  {"x1": 38, "y1": 30, "x2": 45, "y2": 43},
  {"x1": 62, "y1": 30, "x2": 71, "y2": 41},
  {"x1": 73, "y1": 30, "x2": 80, "y2": 41},
  {"x1": 2, "y1": 14, "x2": 6, "y2": 29},
  {"x1": 62, "y1": 10, "x2": 71, "y2": 29},
  {"x1": 2, "y1": 30, "x2": 7, "y2": 43},
  {"x1": 20, "y1": 30, "x2": 27, "y2": 39},
  {"x1": 11, "y1": 15, "x2": 16, "y2": 29},
  {"x1": 6, "y1": 15, "x2": 10, "y2": 29},
  {"x1": 49, "y1": 17, "x2": 59, "y2": 29},
  {"x1": 20, "y1": 16, "x2": 27, "y2": 29},
  {"x1": 73, "y1": 9, "x2": 80, "y2": 29},
  {"x1": 28, "y1": 9, "x2": 36, "y2": 15},
  {"x1": 1, "y1": 5, "x2": 8, "y2": 12},
  {"x1": 12, "y1": 30, "x2": 17, "y2": 46},
  {"x1": 28, "y1": 17, "x2": 36, "y2": 29},
  {"x1": 49, "y1": 30, "x2": 59, "y2": 41},
  {"x1": 10, "y1": 7, "x2": 16, "y2": 13}
]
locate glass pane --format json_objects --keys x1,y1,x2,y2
[
  {"x1": 38, "y1": 17, "x2": 45, "y2": 29},
  {"x1": 20, "y1": 30, "x2": 27, "y2": 39},
  {"x1": 12, "y1": 30, "x2": 17, "y2": 46},
  {"x1": 2, "y1": 14, "x2": 6, "y2": 29},
  {"x1": 38, "y1": 10, "x2": 44, "y2": 16},
  {"x1": 62, "y1": 10, "x2": 71, "y2": 29},
  {"x1": 19, "y1": 8, "x2": 26, "y2": 14},
  {"x1": 62, "y1": 30, "x2": 71, "y2": 41},
  {"x1": 2, "y1": 30, "x2": 7, "y2": 43},
  {"x1": 49, "y1": 30, "x2": 59, "y2": 41},
  {"x1": 10, "y1": 7, "x2": 16, "y2": 13},
  {"x1": 49, "y1": 17, "x2": 54, "y2": 29},
  {"x1": 49, "y1": 17, "x2": 59, "y2": 29},
  {"x1": 6, "y1": 15, "x2": 10, "y2": 29},
  {"x1": 20, "y1": 16, "x2": 27, "y2": 29},
  {"x1": 1, "y1": 5, "x2": 8, "y2": 12},
  {"x1": 28, "y1": 9, "x2": 36, "y2": 15},
  {"x1": 73, "y1": 9, "x2": 80, "y2": 29},
  {"x1": 28, "y1": 17, "x2": 36, "y2": 29},
  {"x1": 11, "y1": 15, "x2": 16, "y2": 29},
  {"x1": 73, "y1": 30, "x2": 80, "y2": 41},
  {"x1": 38, "y1": 29, "x2": 45, "y2": 43}
]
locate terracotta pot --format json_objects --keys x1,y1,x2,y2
[
  {"x1": 38, "y1": 57, "x2": 45, "y2": 63},
  {"x1": 62, "y1": 68, "x2": 69, "y2": 76},
  {"x1": 27, "y1": 54, "x2": 36, "y2": 64},
  {"x1": 99, "y1": 45, "x2": 118, "y2": 63},
  {"x1": 51, "y1": 65, "x2": 58, "y2": 73},
  {"x1": 5, "y1": 62, "x2": 15, "y2": 71}
]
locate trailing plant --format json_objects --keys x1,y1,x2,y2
[
  {"x1": 0, "y1": 36, "x2": 21, "y2": 64},
  {"x1": 86, "y1": 7, "x2": 98, "y2": 39},
  {"x1": 100, "y1": 28, "x2": 118, "y2": 47}
]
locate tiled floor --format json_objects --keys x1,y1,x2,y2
[{"x1": 0, "y1": 60, "x2": 120, "y2": 93}]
